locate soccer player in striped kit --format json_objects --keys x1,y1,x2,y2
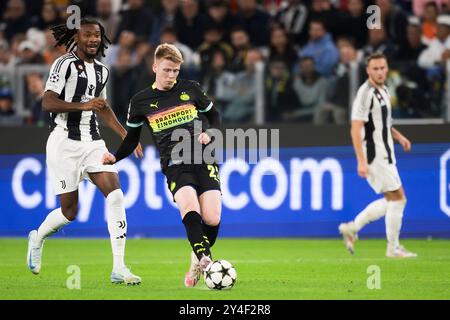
[
  {"x1": 339, "y1": 53, "x2": 417, "y2": 258},
  {"x1": 26, "y1": 19, "x2": 143, "y2": 284}
]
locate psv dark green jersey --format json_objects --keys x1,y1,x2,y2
[{"x1": 126, "y1": 79, "x2": 213, "y2": 165}]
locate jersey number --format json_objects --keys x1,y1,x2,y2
[{"x1": 207, "y1": 165, "x2": 220, "y2": 183}]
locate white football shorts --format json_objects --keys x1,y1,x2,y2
[
  {"x1": 46, "y1": 126, "x2": 117, "y2": 195},
  {"x1": 366, "y1": 160, "x2": 402, "y2": 194}
]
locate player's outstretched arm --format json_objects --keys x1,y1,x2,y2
[
  {"x1": 102, "y1": 126, "x2": 142, "y2": 165},
  {"x1": 42, "y1": 91, "x2": 106, "y2": 113},
  {"x1": 96, "y1": 104, "x2": 144, "y2": 158},
  {"x1": 351, "y1": 120, "x2": 369, "y2": 178},
  {"x1": 391, "y1": 127, "x2": 411, "y2": 152}
]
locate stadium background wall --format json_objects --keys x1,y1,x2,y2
[{"x1": 1, "y1": 124, "x2": 450, "y2": 238}]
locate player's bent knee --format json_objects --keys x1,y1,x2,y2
[
  {"x1": 106, "y1": 189, "x2": 124, "y2": 206},
  {"x1": 180, "y1": 205, "x2": 201, "y2": 217},
  {"x1": 203, "y1": 215, "x2": 221, "y2": 226},
  {"x1": 61, "y1": 204, "x2": 78, "y2": 221}
]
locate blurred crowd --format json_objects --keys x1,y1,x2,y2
[{"x1": 0, "y1": 0, "x2": 449, "y2": 126}]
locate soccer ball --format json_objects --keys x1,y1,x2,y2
[{"x1": 204, "y1": 259, "x2": 237, "y2": 290}]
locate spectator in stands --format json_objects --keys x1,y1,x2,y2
[
  {"x1": 115, "y1": 0, "x2": 153, "y2": 43},
  {"x1": 420, "y1": 1, "x2": 439, "y2": 45},
  {"x1": 69, "y1": 0, "x2": 96, "y2": 17},
  {"x1": 96, "y1": 0, "x2": 121, "y2": 42},
  {"x1": 111, "y1": 49, "x2": 137, "y2": 124},
  {"x1": 314, "y1": 37, "x2": 364, "y2": 124},
  {"x1": 32, "y1": 1, "x2": 63, "y2": 31},
  {"x1": 206, "y1": 0, "x2": 237, "y2": 43},
  {"x1": 375, "y1": 0, "x2": 409, "y2": 50},
  {"x1": 26, "y1": 28, "x2": 47, "y2": 55},
  {"x1": 362, "y1": 27, "x2": 397, "y2": 62},
  {"x1": 8, "y1": 33, "x2": 26, "y2": 66},
  {"x1": 229, "y1": 26, "x2": 251, "y2": 72},
  {"x1": 418, "y1": 14, "x2": 450, "y2": 69},
  {"x1": 393, "y1": 21, "x2": 429, "y2": 117},
  {"x1": 265, "y1": 59, "x2": 300, "y2": 122},
  {"x1": 441, "y1": 1, "x2": 450, "y2": 14},
  {"x1": 418, "y1": 14, "x2": 450, "y2": 116},
  {"x1": 150, "y1": 0, "x2": 180, "y2": 46},
  {"x1": 42, "y1": 28, "x2": 66, "y2": 66},
  {"x1": 133, "y1": 53, "x2": 156, "y2": 93},
  {"x1": 299, "y1": 19, "x2": 339, "y2": 76},
  {"x1": 175, "y1": 0, "x2": 208, "y2": 50},
  {"x1": 339, "y1": 0, "x2": 369, "y2": 48},
  {"x1": 234, "y1": 0, "x2": 271, "y2": 47},
  {"x1": 0, "y1": 40, "x2": 14, "y2": 69},
  {"x1": 197, "y1": 24, "x2": 234, "y2": 82},
  {"x1": 275, "y1": 0, "x2": 309, "y2": 45},
  {"x1": 268, "y1": 26, "x2": 298, "y2": 68},
  {"x1": 397, "y1": 21, "x2": 427, "y2": 62},
  {"x1": 413, "y1": 0, "x2": 447, "y2": 17},
  {"x1": 16, "y1": 40, "x2": 44, "y2": 65},
  {"x1": 25, "y1": 72, "x2": 47, "y2": 126},
  {"x1": 202, "y1": 49, "x2": 235, "y2": 112},
  {"x1": 221, "y1": 48, "x2": 263, "y2": 123},
  {"x1": 134, "y1": 38, "x2": 152, "y2": 66},
  {"x1": 160, "y1": 26, "x2": 199, "y2": 72},
  {"x1": 290, "y1": 56, "x2": 328, "y2": 122},
  {"x1": 103, "y1": 30, "x2": 137, "y2": 67},
  {"x1": 308, "y1": 0, "x2": 342, "y2": 40},
  {"x1": 0, "y1": 86, "x2": 22, "y2": 126},
  {"x1": 2, "y1": 0, "x2": 31, "y2": 42}
]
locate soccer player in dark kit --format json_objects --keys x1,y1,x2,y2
[{"x1": 102, "y1": 43, "x2": 222, "y2": 287}]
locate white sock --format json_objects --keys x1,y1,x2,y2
[
  {"x1": 36, "y1": 208, "x2": 71, "y2": 246},
  {"x1": 385, "y1": 199, "x2": 406, "y2": 249},
  {"x1": 106, "y1": 189, "x2": 127, "y2": 271},
  {"x1": 353, "y1": 198, "x2": 387, "y2": 232}
]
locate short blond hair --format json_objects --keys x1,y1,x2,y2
[{"x1": 154, "y1": 43, "x2": 184, "y2": 64}]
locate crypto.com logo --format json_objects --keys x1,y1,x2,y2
[{"x1": 440, "y1": 149, "x2": 450, "y2": 218}]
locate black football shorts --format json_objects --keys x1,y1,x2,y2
[{"x1": 162, "y1": 163, "x2": 221, "y2": 198}]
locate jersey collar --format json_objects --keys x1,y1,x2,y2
[{"x1": 152, "y1": 80, "x2": 177, "y2": 91}]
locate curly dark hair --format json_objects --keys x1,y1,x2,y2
[{"x1": 50, "y1": 18, "x2": 111, "y2": 57}]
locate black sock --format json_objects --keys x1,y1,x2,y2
[
  {"x1": 182, "y1": 211, "x2": 211, "y2": 260},
  {"x1": 202, "y1": 222, "x2": 220, "y2": 247}
]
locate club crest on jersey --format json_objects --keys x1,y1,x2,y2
[{"x1": 180, "y1": 92, "x2": 190, "y2": 101}]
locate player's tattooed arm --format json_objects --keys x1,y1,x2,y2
[
  {"x1": 42, "y1": 91, "x2": 106, "y2": 113},
  {"x1": 96, "y1": 104, "x2": 144, "y2": 159},
  {"x1": 391, "y1": 127, "x2": 411, "y2": 152}
]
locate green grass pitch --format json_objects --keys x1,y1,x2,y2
[{"x1": 1, "y1": 238, "x2": 449, "y2": 300}]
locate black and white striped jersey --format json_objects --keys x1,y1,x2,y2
[
  {"x1": 45, "y1": 52, "x2": 109, "y2": 141},
  {"x1": 351, "y1": 80, "x2": 396, "y2": 165}
]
